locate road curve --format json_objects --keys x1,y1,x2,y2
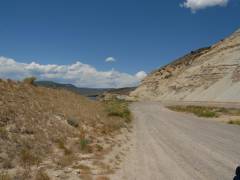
[{"x1": 112, "y1": 102, "x2": 240, "y2": 180}]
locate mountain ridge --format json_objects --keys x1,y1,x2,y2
[
  {"x1": 35, "y1": 80, "x2": 110, "y2": 96},
  {"x1": 35, "y1": 81, "x2": 136, "y2": 97}
]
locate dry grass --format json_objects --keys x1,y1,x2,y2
[
  {"x1": 217, "y1": 108, "x2": 240, "y2": 116},
  {"x1": 0, "y1": 171, "x2": 11, "y2": 180},
  {"x1": 168, "y1": 106, "x2": 218, "y2": 118},
  {"x1": 228, "y1": 120, "x2": 240, "y2": 125},
  {"x1": 96, "y1": 176, "x2": 110, "y2": 180},
  {"x1": 73, "y1": 164, "x2": 91, "y2": 174},
  {"x1": 20, "y1": 149, "x2": 41, "y2": 168},
  {"x1": 35, "y1": 169, "x2": 50, "y2": 180},
  {"x1": 168, "y1": 105, "x2": 240, "y2": 119},
  {"x1": 78, "y1": 129, "x2": 91, "y2": 153},
  {"x1": 56, "y1": 154, "x2": 76, "y2": 167},
  {"x1": 105, "y1": 99, "x2": 132, "y2": 123},
  {"x1": 14, "y1": 169, "x2": 32, "y2": 180},
  {"x1": 0, "y1": 127, "x2": 8, "y2": 139},
  {"x1": 56, "y1": 138, "x2": 73, "y2": 155},
  {"x1": 0, "y1": 79, "x2": 131, "y2": 178},
  {"x1": 73, "y1": 164, "x2": 90, "y2": 170},
  {"x1": 92, "y1": 161, "x2": 114, "y2": 174},
  {"x1": 79, "y1": 174, "x2": 93, "y2": 180}
]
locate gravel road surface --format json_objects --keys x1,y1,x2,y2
[{"x1": 112, "y1": 102, "x2": 240, "y2": 180}]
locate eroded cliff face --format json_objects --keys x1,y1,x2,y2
[{"x1": 131, "y1": 29, "x2": 240, "y2": 102}]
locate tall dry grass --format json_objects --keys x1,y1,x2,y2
[{"x1": 0, "y1": 79, "x2": 130, "y2": 179}]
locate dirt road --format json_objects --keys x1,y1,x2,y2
[{"x1": 112, "y1": 102, "x2": 240, "y2": 180}]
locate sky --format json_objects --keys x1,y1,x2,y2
[{"x1": 0, "y1": 0, "x2": 239, "y2": 88}]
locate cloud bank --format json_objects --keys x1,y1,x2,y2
[
  {"x1": 0, "y1": 56, "x2": 147, "y2": 88},
  {"x1": 181, "y1": 0, "x2": 229, "y2": 12}
]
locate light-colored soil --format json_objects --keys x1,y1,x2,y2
[
  {"x1": 112, "y1": 102, "x2": 240, "y2": 180},
  {"x1": 131, "y1": 29, "x2": 240, "y2": 102}
]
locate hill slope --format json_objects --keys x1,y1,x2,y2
[
  {"x1": 0, "y1": 79, "x2": 131, "y2": 179},
  {"x1": 131, "y1": 29, "x2": 240, "y2": 102}
]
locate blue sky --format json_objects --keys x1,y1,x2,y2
[{"x1": 0, "y1": 0, "x2": 239, "y2": 88}]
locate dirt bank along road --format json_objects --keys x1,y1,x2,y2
[{"x1": 112, "y1": 102, "x2": 240, "y2": 180}]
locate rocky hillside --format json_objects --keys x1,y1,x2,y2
[{"x1": 131, "y1": 28, "x2": 240, "y2": 102}]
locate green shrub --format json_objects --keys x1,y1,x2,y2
[
  {"x1": 168, "y1": 106, "x2": 218, "y2": 118},
  {"x1": 78, "y1": 129, "x2": 91, "y2": 153},
  {"x1": 195, "y1": 110, "x2": 217, "y2": 118},
  {"x1": 80, "y1": 138, "x2": 90, "y2": 151},
  {"x1": 23, "y1": 77, "x2": 37, "y2": 85},
  {"x1": 105, "y1": 100, "x2": 132, "y2": 123}
]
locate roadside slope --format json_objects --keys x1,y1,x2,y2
[
  {"x1": 0, "y1": 79, "x2": 130, "y2": 179},
  {"x1": 112, "y1": 102, "x2": 240, "y2": 180},
  {"x1": 131, "y1": 28, "x2": 240, "y2": 102}
]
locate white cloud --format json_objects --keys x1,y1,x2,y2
[
  {"x1": 105, "y1": 57, "x2": 116, "y2": 63},
  {"x1": 0, "y1": 56, "x2": 146, "y2": 88},
  {"x1": 180, "y1": 0, "x2": 229, "y2": 12},
  {"x1": 135, "y1": 71, "x2": 147, "y2": 80}
]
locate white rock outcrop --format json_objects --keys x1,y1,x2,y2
[{"x1": 131, "y1": 29, "x2": 240, "y2": 102}]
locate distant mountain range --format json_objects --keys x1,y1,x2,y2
[
  {"x1": 35, "y1": 81, "x2": 135, "y2": 97},
  {"x1": 35, "y1": 81, "x2": 110, "y2": 96}
]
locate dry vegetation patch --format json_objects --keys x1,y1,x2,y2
[
  {"x1": 105, "y1": 100, "x2": 132, "y2": 124},
  {"x1": 0, "y1": 79, "x2": 132, "y2": 179},
  {"x1": 168, "y1": 105, "x2": 218, "y2": 118},
  {"x1": 228, "y1": 120, "x2": 240, "y2": 125},
  {"x1": 168, "y1": 105, "x2": 240, "y2": 125}
]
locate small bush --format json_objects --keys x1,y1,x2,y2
[
  {"x1": 20, "y1": 149, "x2": 41, "y2": 168},
  {"x1": 56, "y1": 139, "x2": 72, "y2": 155},
  {"x1": 228, "y1": 120, "x2": 240, "y2": 126},
  {"x1": 78, "y1": 129, "x2": 91, "y2": 152},
  {"x1": 23, "y1": 77, "x2": 37, "y2": 85},
  {"x1": 80, "y1": 138, "x2": 90, "y2": 151},
  {"x1": 57, "y1": 154, "x2": 75, "y2": 167},
  {"x1": 2, "y1": 159, "x2": 13, "y2": 169},
  {"x1": 67, "y1": 117, "x2": 79, "y2": 128},
  {"x1": 95, "y1": 144, "x2": 103, "y2": 152},
  {"x1": 35, "y1": 169, "x2": 50, "y2": 180},
  {"x1": 0, "y1": 127, "x2": 8, "y2": 139},
  {"x1": 105, "y1": 100, "x2": 132, "y2": 123}
]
